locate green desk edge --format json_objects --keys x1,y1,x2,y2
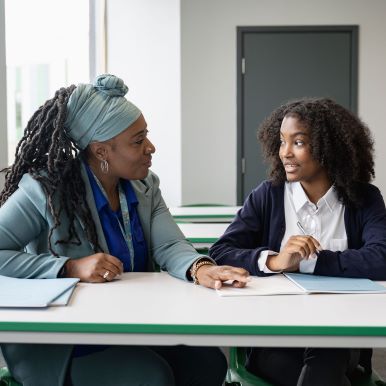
[
  {"x1": 1, "y1": 322, "x2": 386, "y2": 336},
  {"x1": 188, "y1": 238, "x2": 217, "y2": 243}
]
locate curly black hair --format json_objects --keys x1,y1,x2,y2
[
  {"x1": 258, "y1": 97, "x2": 375, "y2": 207},
  {"x1": 0, "y1": 86, "x2": 102, "y2": 256}
]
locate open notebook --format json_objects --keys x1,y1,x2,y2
[
  {"x1": 0, "y1": 275, "x2": 79, "y2": 307},
  {"x1": 217, "y1": 273, "x2": 386, "y2": 297}
]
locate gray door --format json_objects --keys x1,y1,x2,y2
[{"x1": 237, "y1": 26, "x2": 358, "y2": 203}]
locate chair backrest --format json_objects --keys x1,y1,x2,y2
[
  {"x1": 0, "y1": 367, "x2": 22, "y2": 386},
  {"x1": 226, "y1": 348, "x2": 386, "y2": 386},
  {"x1": 226, "y1": 348, "x2": 273, "y2": 386}
]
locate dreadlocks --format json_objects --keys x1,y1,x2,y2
[{"x1": 0, "y1": 85, "x2": 101, "y2": 256}]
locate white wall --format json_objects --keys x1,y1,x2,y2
[
  {"x1": 181, "y1": 0, "x2": 386, "y2": 204},
  {"x1": 106, "y1": 0, "x2": 386, "y2": 205},
  {"x1": 106, "y1": 0, "x2": 182, "y2": 206},
  {"x1": 1, "y1": 1, "x2": 386, "y2": 204},
  {"x1": 0, "y1": 0, "x2": 7, "y2": 191}
]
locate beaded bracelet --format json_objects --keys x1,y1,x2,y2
[{"x1": 190, "y1": 259, "x2": 215, "y2": 285}]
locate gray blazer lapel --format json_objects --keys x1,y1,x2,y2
[
  {"x1": 77, "y1": 166, "x2": 153, "y2": 257},
  {"x1": 131, "y1": 177, "x2": 152, "y2": 255},
  {"x1": 79, "y1": 164, "x2": 109, "y2": 253}
]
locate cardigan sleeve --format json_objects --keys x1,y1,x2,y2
[
  {"x1": 314, "y1": 185, "x2": 386, "y2": 280},
  {"x1": 0, "y1": 175, "x2": 69, "y2": 278},
  {"x1": 209, "y1": 182, "x2": 274, "y2": 276}
]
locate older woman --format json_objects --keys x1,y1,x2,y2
[{"x1": 0, "y1": 74, "x2": 249, "y2": 386}]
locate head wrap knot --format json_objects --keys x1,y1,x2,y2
[
  {"x1": 65, "y1": 74, "x2": 141, "y2": 149},
  {"x1": 93, "y1": 74, "x2": 129, "y2": 97}
]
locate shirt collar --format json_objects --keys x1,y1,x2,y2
[
  {"x1": 84, "y1": 163, "x2": 138, "y2": 213},
  {"x1": 85, "y1": 163, "x2": 108, "y2": 212},
  {"x1": 290, "y1": 181, "x2": 339, "y2": 213},
  {"x1": 120, "y1": 178, "x2": 139, "y2": 208}
]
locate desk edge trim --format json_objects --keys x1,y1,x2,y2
[{"x1": 1, "y1": 323, "x2": 386, "y2": 336}]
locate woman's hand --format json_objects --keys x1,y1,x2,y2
[
  {"x1": 266, "y1": 235, "x2": 322, "y2": 272},
  {"x1": 64, "y1": 253, "x2": 124, "y2": 282},
  {"x1": 196, "y1": 265, "x2": 250, "y2": 290}
]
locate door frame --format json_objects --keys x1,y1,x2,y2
[{"x1": 236, "y1": 25, "x2": 358, "y2": 204}]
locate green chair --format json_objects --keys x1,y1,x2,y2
[
  {"x1": 0, "y1": 367, "x2": 21, "y2": 386},
  {"x1": 225, "y1": 348, "x2": 386, "y2": 386},
  {"x1": 194, "y1": 247, "x2": 209, "y2": 255},
  {"x1": 225, "y1": 347, "x2": 273, "y2": 386}
]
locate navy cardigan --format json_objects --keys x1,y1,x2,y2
[{"x1": 210, "y1": 181, "x2": 386, "y2": 280}]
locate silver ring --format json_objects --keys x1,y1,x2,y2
[{"x1": 103, "y1": 271, "x2": 109, "y2": 279}]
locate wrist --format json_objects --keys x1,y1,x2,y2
[
  {"x1": 58, "y1": 261, "x2": 69, "y2": 278},
  {"x1": 190, "y1": 258, "x2": 215, "y2": 285},
  {"x1": 59, "y1": 260, "x2": 75, "y2": 278},
  {"x1": 266, "y1": 254, "x2": 281, "y2": 271},
  {"x1": 196, "y1": 264, "x2": 214, "y2": 284}
]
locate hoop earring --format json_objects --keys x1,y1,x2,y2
[{"x1": 100, "y1": 159, "x2": 109, "y2": 174}]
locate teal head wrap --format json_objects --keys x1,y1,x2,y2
[{"x1": 65, "y1": 74, "x2": 141, "y2": 149}]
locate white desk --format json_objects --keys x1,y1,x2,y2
[
  {"x1": 176, "y1": 222, "x2": 229, "y2": 248},
  {"x1": 170, "y1": 206, "x2": 241, "y2": 223},
  {"x1": 1, "y1": 272, "x2": 386, "y2": 348}
]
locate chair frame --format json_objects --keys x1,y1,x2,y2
[{"x1": 225, "y1": 347, "x2": 386, "y2": 386}]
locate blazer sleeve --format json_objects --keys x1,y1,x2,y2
[
  {"x1": 147, "y1": 173, "x2": 208, "y2": 280},
  {"x1": 209, "y1": 182, "x2": 273, "y2": 276},
  {"x1": 0, "y1": 175, "x2": 69, "y2": 278},
  {"x1": 314, "y1": 185, "x2": 386, "y2": 280}
]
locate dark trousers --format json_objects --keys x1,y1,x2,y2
[
  {"x1": 69, "y1": 345, "x2": 227, "y2": 386},
  {"x1": 246, "y1": 347, "x2": 359, "y2": 386}
]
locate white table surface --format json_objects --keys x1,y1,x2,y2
[
  {"x1": 176, "y1": 223, "x2": 229, "y2": 245},
  {"x1": 170, "y1": 206, "x2": 241, "y2": 221},
  {"x1": 1, "y1": 272, "x2": 386, "y2": 348}
]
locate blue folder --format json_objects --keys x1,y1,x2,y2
[
  {"x1": 0, "y1": 275, "x2": 79, "y2": 307},
  {"x1": 284, "y1": 273, "x2": 386, "y2": 293}
]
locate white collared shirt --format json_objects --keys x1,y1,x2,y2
[{"x1": 258, "y1": 181, "x2": 347, "y2": 273}]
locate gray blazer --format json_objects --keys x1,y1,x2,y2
[{"x1": 0, "y1": 167, "x2": 203, "y2": 386}]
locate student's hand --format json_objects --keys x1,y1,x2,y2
[
  {"x1": 64, "y1": 253, "x2": 124, "y2": 283},
  {"x1": 196, "y1": 265, "x2": 250, "y2": 290},
  {"x1": 266, "y1": 235, "x2": 322, "y2": 272}
]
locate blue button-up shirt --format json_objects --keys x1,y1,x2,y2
[
  {"x1": 73, "y1": 165, "x2": 149, "y2": 358},
  {"x1": 85, "y1": 164, "x2": 148, "y2": 272}
]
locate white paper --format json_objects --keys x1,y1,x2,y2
[
  {"x1": 217, "y1": 273, "x2": 386, "y2": 297},
  {"x1": 217, "y1": 274, "x2": 304, "y2": 297}
]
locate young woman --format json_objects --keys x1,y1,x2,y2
[
  {"x1": 0, "y1": 74, "x2": 249, "y2": 386},
  {"x1": 210, "y1": 97, "x2": 386, "y2": 386}
]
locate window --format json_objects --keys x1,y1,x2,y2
[{"x1": 5, "y1": 0, "x2": 89, "y2": 164}]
